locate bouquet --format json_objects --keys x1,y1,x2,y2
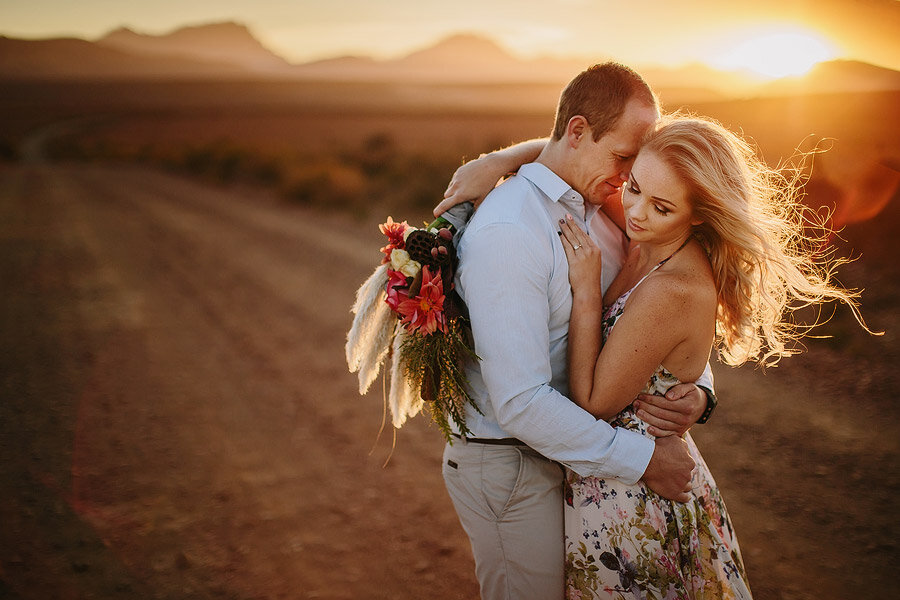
[{"x1": 345, "y1": 204, "x2": 480, "y2": 441}]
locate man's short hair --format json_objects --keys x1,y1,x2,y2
[{"x1": 551, "y1": 62, "x2": 657, "y2": 141}]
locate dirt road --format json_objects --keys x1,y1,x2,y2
[{"x1": 0, "y1": 161, "x2": 897, "y2": 599}]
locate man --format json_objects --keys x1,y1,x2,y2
[{"x1": 439, "y1": 63, "x2": 713, "y2": 599}]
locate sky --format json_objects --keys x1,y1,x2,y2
[{"x1": 1, "y1": 0, "x2": 898, "y2": 75}]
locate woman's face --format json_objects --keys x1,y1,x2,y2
[{"x1": 622, "y1": 150, "x2": 701, "y2": 245}]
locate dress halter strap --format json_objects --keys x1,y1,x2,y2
[
  {"x1": 628, "y1": 237, "x2": 692, "y2": 294},
  {"x1": 656, "y1": 237, "x2": 692, "y2": 268}
]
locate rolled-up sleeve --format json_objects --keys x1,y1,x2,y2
[{"x1": 460, "y1": 220, "x2": 654, "y2": 483}]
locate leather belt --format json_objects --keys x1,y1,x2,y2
[{"x1": 452, "y1": 434, "x2": 526, "y2": 446}]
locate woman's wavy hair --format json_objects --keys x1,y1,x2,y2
[{"x1": 642, "y1": 114, "x2": 875, "y2": 366}]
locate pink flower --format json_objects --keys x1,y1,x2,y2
[
  {"x1": 385, "y1": 269, "x2": 409, "y2": 312},
  {"x1": 690, "y1": 575, "x2": 704, "y2": 593},
  {"x1": 645, "y1": 506, "x2": 666, "y2": 532},
  {"x1": 379, "y1": 217, "x2": 409, "y2": 263},
  {"x1": 397, "y1": 266, "x2": 447, "y2": 335}
]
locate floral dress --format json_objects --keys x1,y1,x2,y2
[{"x1": 564, "y1": 264, "x2": 753, "y2": 600}]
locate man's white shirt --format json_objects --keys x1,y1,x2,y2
[{"x1": 454, "y1": 162, "x2": 654, "y2": 483}]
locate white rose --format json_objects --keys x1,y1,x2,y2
[
  {"x1": 390, "y1": 248, "x2": 410, "y2": 271},
  {"x1": 400, "y1": 259, "x2": 421, "y2": 278}
]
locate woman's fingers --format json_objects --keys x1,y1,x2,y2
[
  {"x1": 559, "y1": 218, "x2": 582, "y2": 259},
  {"x1": 559, "y1": 215, "x2": 597, "y2": 256},
  {"x1": 559, "y1": 222, "x2": 576, "y2": 262}
]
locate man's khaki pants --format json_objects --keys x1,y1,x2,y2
[{"x1": 442, "y1": 440, "x2": 566, "y2": 600}]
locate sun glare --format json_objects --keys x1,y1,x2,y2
[{"x1": 711, "y1": 27, "x2": 838, "y2": 79}]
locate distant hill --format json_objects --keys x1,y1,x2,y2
[
  {"x1": 0, "y1": 22, "x2": 898, "y2": 101},
  {"x1": 763, "y1": 60, "x2": 900, "y2": 95},
  {"x1": 398, "y1": 34, "x2": 521, "y2": 69},
  {"x1": 0, "y1": 35, "x2": 247, "y2": 79},
  {"x1": 292, "y1": 34, "x2": 589, "y2": 83},
  {"x1": 97, "y1": 21, "x2": 290, "y2": 74}
]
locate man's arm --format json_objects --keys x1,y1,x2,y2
[{"x1": 460, "y1": 214, "x2": 654, "y2": 483}]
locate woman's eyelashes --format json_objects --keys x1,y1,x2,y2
[{"x1": 626, "y1": 181, "x2": 670, "y2": 215}]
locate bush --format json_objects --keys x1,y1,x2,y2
[
  {"x1": 15, "y1": 126, "x2": 461, "y2": 217},
  {"x1": 0, "y1": 139, "x2": 18, "y2": 162},
  {"x1": 282, "y1": 160, "x2": 367, "y2": 208}
]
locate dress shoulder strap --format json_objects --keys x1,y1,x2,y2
[{"x1": 626, "y1": 237, "x2": 692, "y2": 297}]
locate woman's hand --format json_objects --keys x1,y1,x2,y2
[
  {"x1": 559, "y1": 214, "x2": 603, "y2": 299},
  {"x1": 433, "y1": 139, "x2": 548, "y2": 217},
  {"x1": 433, "y1": 153, "x2": 509, "y2": 217},
  {"x1": 561, "y1": 214, "x2": 604, "y2": 412}
]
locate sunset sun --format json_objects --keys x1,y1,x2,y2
[{"x1": 711, "y1": 27, "x2": 838, "y2": 79}]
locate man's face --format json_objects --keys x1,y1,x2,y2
[{"x1": 573, "y1": 98, "x2": 658, "y2": 207}]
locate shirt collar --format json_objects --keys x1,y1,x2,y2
[{"x1": 518, "y1": 162, "x2": 592, "y2": 221}]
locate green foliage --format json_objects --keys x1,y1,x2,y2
[{"x1": 399, "y1": 318, "x2": 481, "y2": 442}]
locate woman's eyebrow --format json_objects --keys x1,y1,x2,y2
[{"x1": 631, "y1": 173, "x2": 675, "y2": 207}]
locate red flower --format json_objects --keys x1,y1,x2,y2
[
  {"x1": 379, "y1": 217, "x2": 409, "y2": 264},
  {"x1": 396, "y1": 266, "x2": 447, "y2": 335},
  {"x1": 385, "y1": 268, "x2": 409, "y2": 312}
]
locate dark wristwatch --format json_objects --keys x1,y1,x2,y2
[{"x1": 695, "y1": 385, "x2": 718, "y2": 424}]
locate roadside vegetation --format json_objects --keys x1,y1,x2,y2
[{"x1": 40, "y1": 131, "x2": 464, "y2": 219}]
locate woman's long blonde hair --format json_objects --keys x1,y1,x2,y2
[{"x1": 642, "y1": 115, "x2": 874, "y2": 366}]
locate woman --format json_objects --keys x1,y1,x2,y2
[{"x1": 439, "y1": 115, "x2": 871, "y2": 598}]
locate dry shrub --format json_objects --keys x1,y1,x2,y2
[
  {"x1": 281, "y1": 159, "x2": 367, "y2": 208},
  {"x1": 0, "y1": 138, "x2": 17, "y2": 162}
]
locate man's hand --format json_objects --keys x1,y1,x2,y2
[
  {"x1": 642, "y1": 435, "x2": 695, "y2": 502},
  {"x1": 633, "y1": 383, "x2": 707, "y2": 437}
]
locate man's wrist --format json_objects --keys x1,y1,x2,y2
[{"x1": 695, "y1": 385, "x2": 717, "y2": 424}]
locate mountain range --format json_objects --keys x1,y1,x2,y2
[{"x1": 1, "y1": 21, "x2": 898, "y2": 100}]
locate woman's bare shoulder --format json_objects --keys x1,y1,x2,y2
[{"x1": 630, "y1": 244, "x2": 716, "y2": 317}]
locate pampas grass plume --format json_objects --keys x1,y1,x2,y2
[
  {"x1": 388, "y1": 326, "x2": 424, "y2": 427},
  {"x1": 345, "y1": 263, "x2": 395, "y2": 394}
]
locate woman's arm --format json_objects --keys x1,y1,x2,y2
[
  {"x1": 559, "y1": 217, "x2": 604, "y2": 407},
  {"x1": 560, "y1": 221, "x2": 702, "y2": 421},
  {"x1": 433, "y1": 138, "x2": 548, "y2": 217},
  {"x1": 585, "y1": 277, "x2": 695, "y2": 420}
]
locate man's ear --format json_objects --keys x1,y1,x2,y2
[{"x1": 566, "y1": 116, "x2": 590, "y2": 148}]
